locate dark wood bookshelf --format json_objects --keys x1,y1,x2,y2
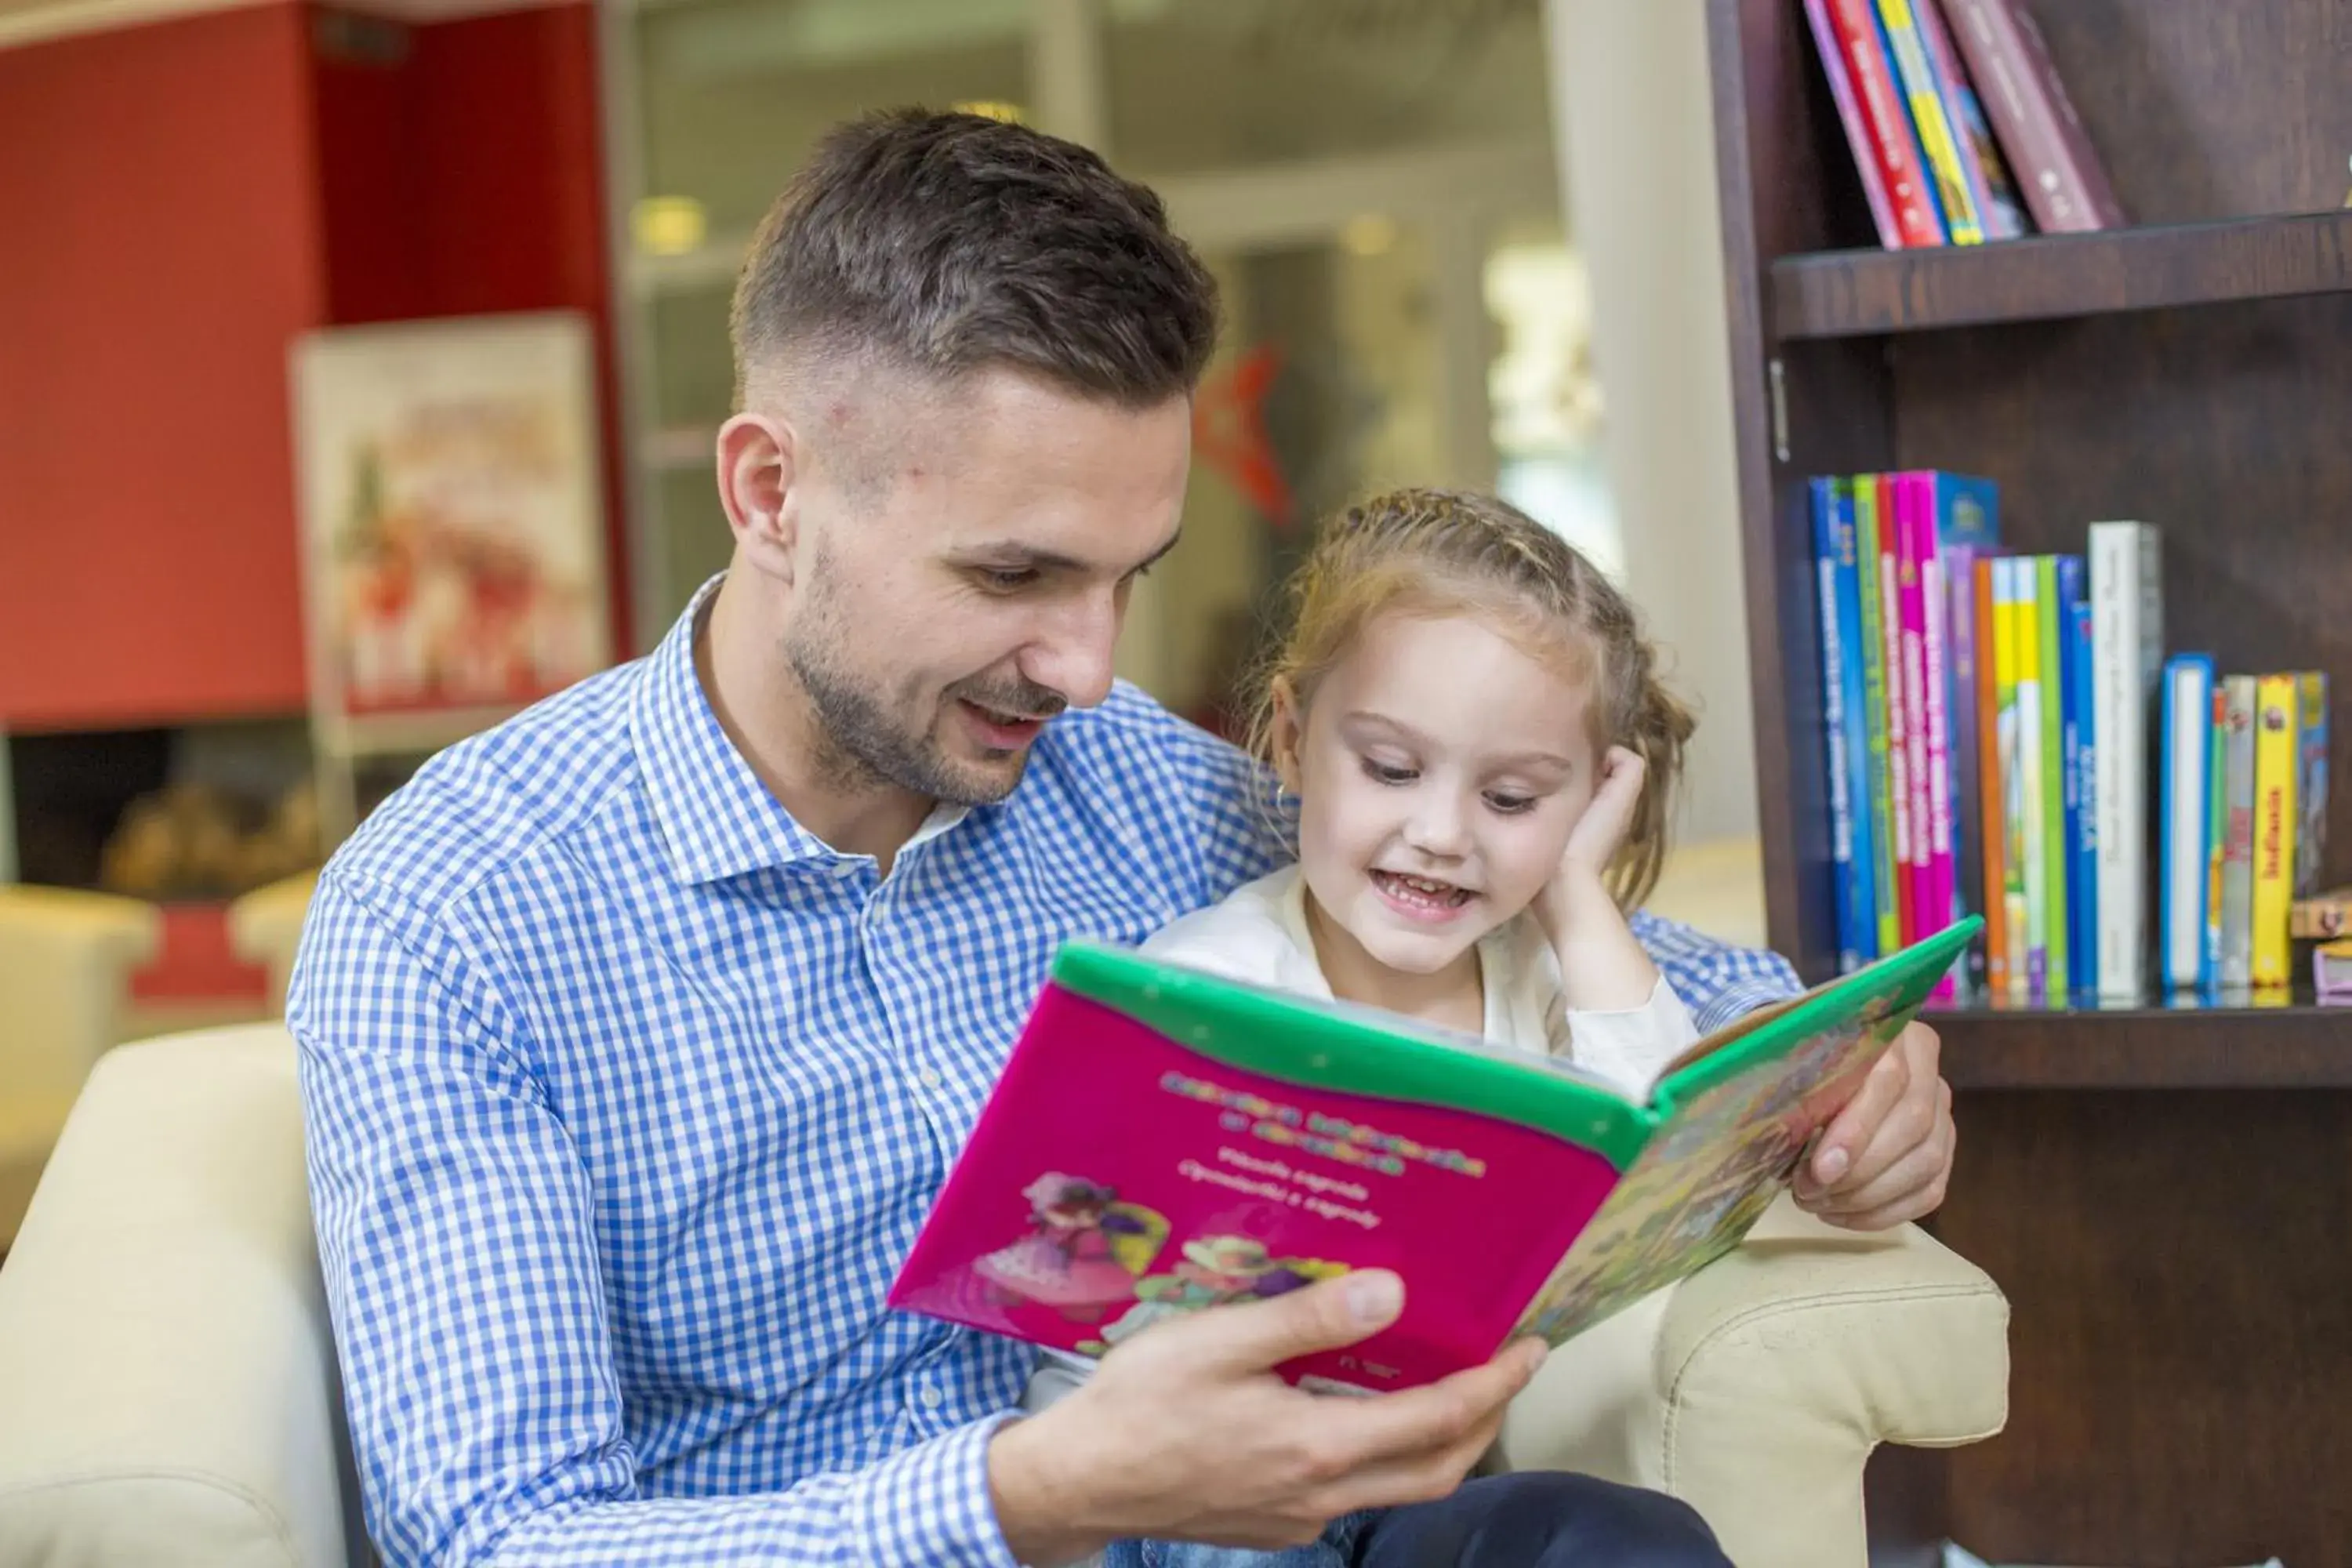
[
  {"x1": 1935, "y1": 994, "x2": 2352, "y2": 1090},
  {"x1": 1773, "y1": 209, "x2": 2352, "y2": 339},
  {"x1": 1707, "y1": 0, "x2": 2352, "y2": 1563}
]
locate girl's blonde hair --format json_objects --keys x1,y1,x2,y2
[{"x1": 1243, "y1": 487, "x2": 1696, "y2": 909}]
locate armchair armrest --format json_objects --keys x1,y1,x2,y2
[
  {"x1": 0, "y1": 1026, "x2": 363, "y2": 1568},
  {"x1": 1501, "y1": 1198, "x2": 2009, "y2": 1568}
]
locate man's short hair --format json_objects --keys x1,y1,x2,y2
[{"x1": 730, "y1": 108, "x2": 1221, "y2": 408}]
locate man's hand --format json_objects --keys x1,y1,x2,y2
[
  {"x1": 1792, "y1": 1019, "x2": 1955, "y2": 1230},
  {"x1": 987, "y1": 1271, "x2": 1545, "y2": 1566}
]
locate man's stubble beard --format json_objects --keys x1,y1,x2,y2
[{"x1": 782, "y1": 572, "x2": 1059, "y2": 808}]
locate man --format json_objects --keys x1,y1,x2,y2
[{"x1": 292, "y1": 110, "x2": 1955, "y2": 1568}]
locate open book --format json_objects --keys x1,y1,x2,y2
[{"x1": 889, "y1": 917, "x2": 1979, "y2": 1394}]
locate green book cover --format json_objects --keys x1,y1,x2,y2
[
  {"x1": 2038, "y1": 555, "x2": 2069, "y2": 990},
  {"x1": 892, "y1": 919, "x2": 1980, "y2": 1392}
]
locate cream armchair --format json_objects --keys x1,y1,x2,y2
[
  {"x1": 0, "y1": 1026, "x2": 2008, "y2": 1568},
  {"x1": 0, "y1": 884, "x2": 161, "y2": 1248}
]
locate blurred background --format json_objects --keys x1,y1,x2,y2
[{"x1": 0, "y1": 0, "x2": 1759, "y2": 1066}]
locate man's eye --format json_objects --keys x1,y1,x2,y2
[{"x1": 977, "y1": 568, "x2": 1040, "y2": 593}]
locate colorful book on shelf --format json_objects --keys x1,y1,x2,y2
[
  {"x1": 1936, "y1": 0, "x2": 2125, "y2": 232},
  {"x1": 2009, "y1": 557, "x2": 2047, "y2": 997},
  {"x1": 2219, "y1": 676, "x2": 2259, "y2": 988},
  {"x1": 1865, "y1": 477, "x2": 1917, "y2": 942},
  {"x1": 1853, "y1": 477, "x2": 1903, "y2": 955},
  {"x1": 1944, "y1": 535, "x2": 1994, "y2": 992},
  {"x1": 1991, "y1": 556, "x2": 2030, "y2": 1000},
  {"x1": 1812, "y1": 479, "x2": 1875, "y2": 972},
  {"x1": 1973, "y1": 557, "x2": 2009, "y2": 994},
  {"x1": 1913, "y1": 0, "x2": 2031, "y2": 238},
  {"x1": 2296, "y1": 672, "x2": 2330, "y2": 898},
  {"x1": 2058, "y1": 563, "x2": 2096, "y2": 998},
  {"x1": 1873, "y1": 0, "x2": 1985, "y2": 243},
  {"x1": 1894, "y1": 481, "x2": 1936, "y2": 964},
  {"x1": 2158, "y1": 653, "x2": 2215, "y2": 994},
  {"x1": 890, "y1": 922, "x2": 1979, "y2": 1392},
  {"x1": 2252, "y1": 674, "x2": 2300, "y2": 988},
  {"x1": 2205, "y1": 682, "x2": 2227, "y2": 988},
  {"x1": 1801, "y1": 0, "x2": 1901, "y2": 248},
  {"x1": 2089, "y1": 522, "x2": 2164, "y2": 1000},
  {"x1": 2035, "y1": 556, "x2": 2069, "y2": 997},
  {"x1": 1820, "y1": 0, "x2": 1948, "y2": 245},
  {"x1": 1898, "y1": 471, "x2": 1999, "y2": 996}
]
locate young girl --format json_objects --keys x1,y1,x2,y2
[{"x1": 1047, "y1": 487, "x2": 1708, "y2": 1567}]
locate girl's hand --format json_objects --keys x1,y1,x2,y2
[
  {"x1": 1539, "y1": 746, "x2": 1646, "y2": 938},
  {"x1": 1560, "y1": 746, "x2": 1646, "y2": 880}
]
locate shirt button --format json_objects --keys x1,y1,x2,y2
[
  {"x1": 920, "y1": 1069, "x2": 945, "y2": 1090},
  {"x1": 919, "y1": 1383, "x2": 944, "y2": 1410}
]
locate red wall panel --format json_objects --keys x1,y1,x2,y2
[
  {"x1": 0, "y1": 1, "x2": 626, "y2": 728},
  {"x1": 0, "y1": 5, "x2": 325, "y2": 728}
]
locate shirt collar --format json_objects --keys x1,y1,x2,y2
[{"x1": 634, "y1": 575, "x2": 971, "y2": 886}]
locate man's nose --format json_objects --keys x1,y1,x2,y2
[{"x1": 1020, "y1": 590, "x2": 1121, "y2": 711}]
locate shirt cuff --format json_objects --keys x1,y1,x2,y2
[
  {"x1": 850, "y1": 1412, "x2": 1023, "y2": 1568},
  {"x1": 1690, "y1": 975, "x2": 1803, "y2": 1037},
  {"x1": 1563, "y1": 976, "x2": 1704, "y2": 1096}
]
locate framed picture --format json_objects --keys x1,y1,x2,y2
[{"x1": 289, "y1": 311, "x2": 613, "y2": 832}]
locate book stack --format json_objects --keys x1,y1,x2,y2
[
  {"x1": 2154, "y1": 665, "x2": 2332, "y2": 996},
  {"x1": 1809, "y1": 489, "x2": 2336, "y2": 1004},
  {"x1": 1802, "y1": 0, "x2": 2124, "y2": 247}
]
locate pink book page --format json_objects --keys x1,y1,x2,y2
[{"x1": 889, "y1": 986, "x2": 1624, "y2": 1393}]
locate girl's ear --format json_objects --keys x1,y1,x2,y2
[{"x1": 1269, "y1": 678, "x2": 1307, "y2": 796}]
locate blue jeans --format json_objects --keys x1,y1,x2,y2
[{"x1": 1103, "y1": 1472, "x2": 1730, "y2": 1567}]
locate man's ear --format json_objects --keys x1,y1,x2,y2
[
  {"x1": 716, "y1": 411, "x2": 800, "y2": 583},
  {"x1": 1269, "y1": 678, "x2": 1306, "y2": 796}
]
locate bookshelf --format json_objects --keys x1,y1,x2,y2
[{"x1": 1705, "y1": 1, "x2": 2352, "y2": 1564}]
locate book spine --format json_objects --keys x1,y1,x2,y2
[
  {"x1": 2252, "y1": 673, "x2": 2299, "y2": 986},
  {"x1": 1827, "y1": 0, "x2": 1950, "y2": 245},
  {"x1": 2070, "y1": 594, "x2": 2107, "y2": 1001},
  {"x1": 1873, "y1": 478, "x2": 1917, "y2": 942},
  {"x1": 1976, "y1": 557, "x2": 2009, "y2": 994},
  {"x1": 1835, "y1": 488, "x2": 1881, "y2": 962},
  {"x1": 2159, "y1": 654, "x2": 2214, "y2": 993},
  {"x1": 1803, "y1": 0, "x2": 1904, "y2": 249},
  {"x1": 1915, "y1": 0, "x2": 2031, "y2": 238},
  {"x1": 2036, "y1": 554, "x2": 2069, "y2": 995},
  {"x1": 1896, "y1": 477, "x2": 1937, "y2": 942},
  {"x1": 2206, "y1": 684, "x2": 2227, "y2": 988},
  {"x1": 1813, "y1": 481, "x2": 1864, "y2": 973},
  {"x1": 1875, "y1": 0, "x2": 1986, "y2": 243},
  {"x1": 2089, "y1": 522, "x2": 2161, "y2": 999},
  {"x1": 1947, "y1": 543, "x2": 1987, "y2": 988},
  {"x1": 1853, "y1": 477, "x2": 1903, "y2": 956},
  {"x1": 2015, "y1": 558, "x2": 2048, "y2": 997},
  {"x1": 2220, "y1": 675, "x2": 2259, "y2": 988},
  {"x1": 1994, "y1": 557, "x2": 2029, "y2": 999},
  {"x1": 1921, "y1": 523, "x2": 1958, "y2": 992},
  {"x1": 2298, "y1": 671, "x2": 2330, "y2": 897},
  {"x1": 2055, "y1": 556, "x2": 2088, "y2": 997},
  {"x1": 1938, "y1": 0, "x2": 2125, "y2": 232}
]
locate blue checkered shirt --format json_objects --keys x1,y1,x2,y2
[{"x1": 289, "y1": 584, "x2": 1802, "y2": 1568}]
